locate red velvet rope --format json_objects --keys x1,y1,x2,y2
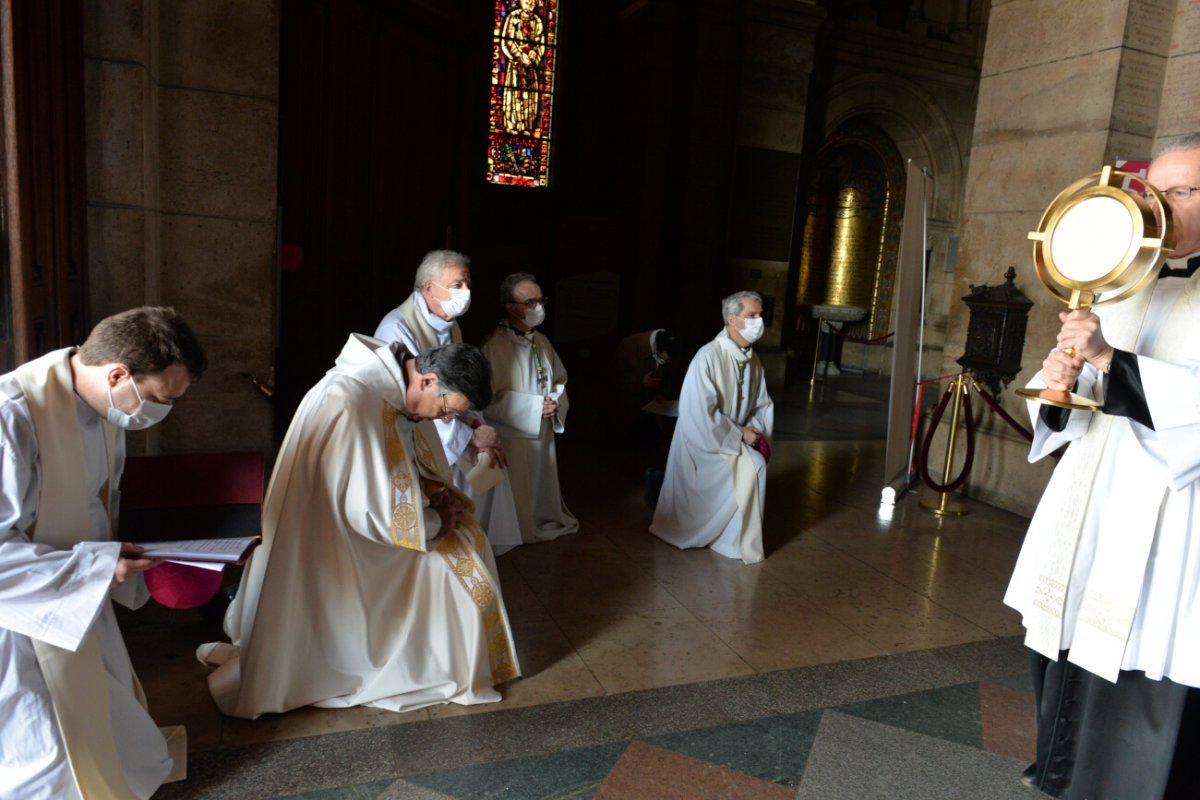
[
  {"x1": 827, "y1": 325, "x2": 895, "y2": 345},
  {"x1": 915, "y1": 373, "x2": 1039, "y2": 494},
  {"x1": 919, "y1": 382, "x2": 976, "y2": 493},
  {"x1": 971, "y1": 382, "x2": 1033, "y2": 443},
  {"x1": 918, "y1": 371, "x2": 967, "y2": 386}
]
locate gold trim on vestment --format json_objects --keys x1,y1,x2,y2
[
  {"x1": 437, "y1": 523, "x2": 520, "y2": 684},
  {"x1": 413, "y1": 428, "x2": 438, "y2": 473},
  {"x1": 383, "y1": 403, "x2": 519, "y2": 682},
  {"x1": 383, "y1": 405, "x2": 422, "y2": 550}
]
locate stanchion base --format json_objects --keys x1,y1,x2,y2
[{"x1": 919, "y1": 494, "x2": 969, "y2": 517}]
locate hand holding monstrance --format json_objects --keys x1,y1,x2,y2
[
  {"x1": 1040, "y1": 307, "x2": 1113, "y2": 393},
  {"x1": 1016, "y1": 166, "x2": 1175, "y2": 411}
]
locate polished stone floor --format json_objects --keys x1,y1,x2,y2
[{"x1": 126, "y1": 374, "x2": 1043, "y2": 799}]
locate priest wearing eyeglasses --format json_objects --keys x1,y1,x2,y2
[
  {"x1": 1007, "y1": 133, "x2": 1200, "y2": 799},
  {"x1": 199, "y1": 339, "x2": 520, "y2": 718},
  {"x1": 373, "y1": 249, "x2": 523, "y2": 556},
  {"x1": 479, "y1": 273, "x2": 578, "y2": 543}
]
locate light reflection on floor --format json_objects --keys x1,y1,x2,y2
[{"x1": 123, "y1": 372, "x2": 1033, "y2": 767}]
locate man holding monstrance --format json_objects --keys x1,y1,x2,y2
[{"x1": 1005, "y1": 135, "x2": 1200, "y2": 799}]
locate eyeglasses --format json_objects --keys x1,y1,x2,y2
[
  {"x1": 440, "y1": 396, "x2": 465, "y2": 422},
  {"x1": 1139, "y1": 186, "x2": 1200, "y2": 202},
  {"x1": 508, "y1": 297, "x2": 549, "y2": 309}
]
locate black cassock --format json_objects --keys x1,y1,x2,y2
[{"x1": 1026, "y1": 649, "x2": 1200, "y2": 799}]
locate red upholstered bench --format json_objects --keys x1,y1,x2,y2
[{"x1": 119, "y1": 452, "x2": 266, "y2": 542}]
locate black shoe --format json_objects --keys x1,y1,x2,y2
[{"x1": 1020, "y1": 762, "x2": 1038, "y2": 789}]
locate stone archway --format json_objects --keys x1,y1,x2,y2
[
  {"x1": 823, "y1": 73, "x2": 965, "y2": 223},
  {"x1": 795, "y1": 120, "x2": 905, "y2": 344},
  {"x1": 800, "y1": 73, "x2": 967, "y2": 375}
]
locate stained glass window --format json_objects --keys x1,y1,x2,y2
[{"x1": 488, "y1": 0, "x2": 558, "y2": 188}]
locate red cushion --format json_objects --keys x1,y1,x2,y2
[{"x1": 144, "y1": 561, "x2": 225, "y2": 609}]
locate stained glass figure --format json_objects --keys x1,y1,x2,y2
[{"x1": 489, "y1": 0, "x2": 557, "y2": 187}]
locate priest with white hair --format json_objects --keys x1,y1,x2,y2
[{"x1": 650, "y1": 290, "x2": 773, "y2": 564}]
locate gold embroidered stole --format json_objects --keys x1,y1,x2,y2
[
  {"x1": 14, "y1": 349, "x2": 136, "y2": 800},
  {"x1": 383, "y1": 404, "x2": 426, "y2": 551},
  {"x1": 382, "y1": 407, "x2": 520, "y2": 683}
]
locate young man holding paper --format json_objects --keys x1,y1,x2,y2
[{"x1": 0, "y1": 306, "x2": 207, "y2": 798}]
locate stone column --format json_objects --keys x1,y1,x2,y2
[
  {"x1": 1157, "y1": 1, "x2": 1200, "y2": 142},
  {"x1": 84, "y1": 1, "x2": 279, "y2": 454},
  {"x1": 945, "y1": 0, "x2": 1181, "y2": 514}
]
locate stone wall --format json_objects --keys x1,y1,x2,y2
[
  {"x1": 946, "y1": 0, "x2": 1200, "y2": 515},
  {"x1": 83, "y1": 0, "x2": 279, "y2": 455},
  {"x1": 1158, "y1": 0, "x2": 1200, "y2": 140}
]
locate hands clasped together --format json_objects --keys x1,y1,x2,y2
[
  {"x1": 468, "y1": 422, "x2": 507, "y2": 469},
  {"x1": 741, "y1": 426, "x2": 765, "y2": 447},
  {"x1": 1042, "y1": 309, "x2": 1115, "y2": 392},
  {"x1": 431, "y1": 490, "x2": 467, "y2": 538}
]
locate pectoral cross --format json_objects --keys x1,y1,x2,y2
[{"x1": 530, "y1": 338, "x2": 548, "y2": 391}]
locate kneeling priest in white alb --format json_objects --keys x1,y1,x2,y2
[
  {"x1": 480, "y1": 273, "x2": 578, "y2": 543},
  {"x1": 650, "y1": 290, "x2": 773, "y2": 564},
  {"x1": 198, "y1": 337, "x2": 520, "y2": 718}
]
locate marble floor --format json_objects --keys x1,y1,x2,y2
[{"x1": 125, "y1": 374, "x2": 1044, "y2": 799}]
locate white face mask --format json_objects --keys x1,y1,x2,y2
[
  {"x1": 107, "y1": 375, "x2": 172, "y2": 431},
  {"x1": 738, "y1": 316, "x2": 764, "y2": 344},
  {"x1": 434, "y1": 282, "x2": 471, "y2": 318},
  {"x1": 522, "y1": 304, "x2": 546, "y2": 328}
]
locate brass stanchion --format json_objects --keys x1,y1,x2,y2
[
  {"x1": 810, "y1": 318, "x2": 825, "y2": 385},
  {"x1": 920, "y1": 373, "x2": 969, "y2": 517}
]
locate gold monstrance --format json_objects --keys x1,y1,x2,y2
[{"x1": 1015, "y1": 166, "x2": 1174, "y2": 411}]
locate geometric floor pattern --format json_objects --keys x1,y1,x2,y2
[
  {"x1": 397, "y1": 680, "x2": 1034, "y2": 800},
  {"x1": 156, "y1": 638, "x2": 1041, "y2": 799},
  {"x1": 139, "y1": 371, "x2": 1046, "y2": 799}
]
